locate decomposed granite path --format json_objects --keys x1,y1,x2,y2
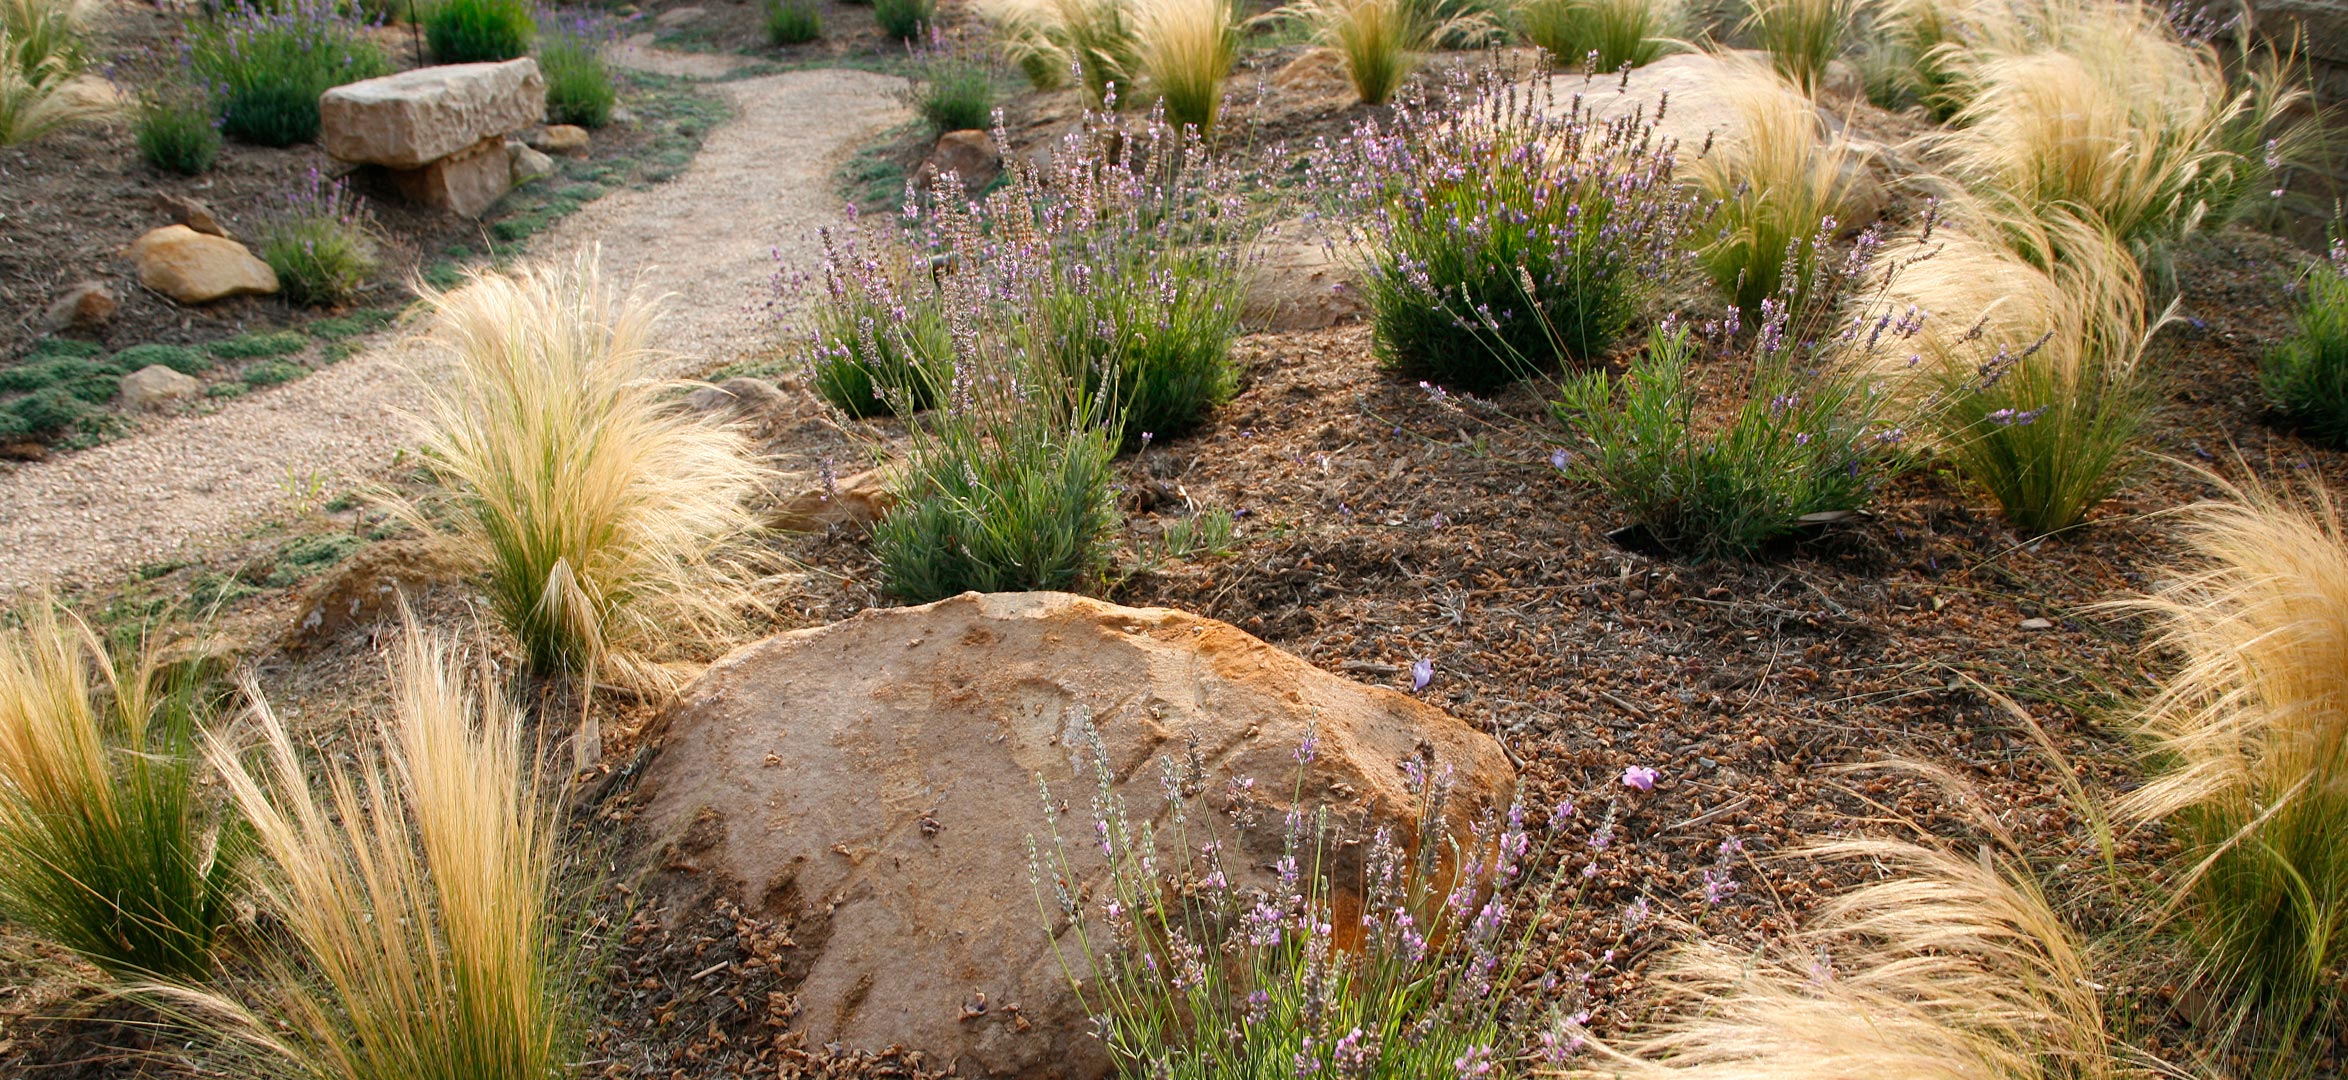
[{"x1": 0, "y1": 58, "x2": 907, "y2": 597}]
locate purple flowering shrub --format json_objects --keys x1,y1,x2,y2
[
  {"x1": 1311, "y1": 71, "x2": 1703, "y2": 391},
  {"x1": 538, "y1": 6, "x2": 617, "y2": 128},
  {"x1": 255, "y1": 169, "x2": 381, "y2": 307},
  {"x1": 1029, "y1": 715, "x2": 1625, "y2": 1080},
  {"x1": 190, "y1": 0, "x2": 390, "y2": 147},
  {"x1": 807, "y1": 216, "x2": 953, "y2": 417},
  {"x1": 1550, "y1": 220, "x2": 1914, "y2": 558}
]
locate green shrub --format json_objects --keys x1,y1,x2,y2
[
  {"x1": 133, "y1": 88, "x2": 221, "y2": 175},
  {"x1": 243, "y1": 359, "x2": 308, "y2": 387},
  {"x1": 0, "y1": 606, "x2": 249, "y2": 982},
  {"x1": 873, "y1": 387, "x2": 1119, "y2": 600},
  {"x1": 1518, "y1": 0, "x2": 1672, "y2": 72},
  {"x1": 209, "y1": 329, "x2": 310, "y2": 360},
  {"x1": 194, "y1": 0, "x2": 391, "y2": 147},
  {"x1": 426, "y1": 0, "x2": 534, "y2": 62},
  {"x1": 2262, "y1": 246, "x2": 2348, "y2": 446},
  {"x1": 538, "y1": 9, "x2": 616, "y2": 128},
  {"x1": 906, "y1": 44, "x2": 992, "y2": 133},
  {"x1": 112, "y1": 343, "x2": 213, "y2": 377},
  {"x1": 1328, "y1": 73, "x2": 1701, "y2": 390},
  {"x1": 873, "y1": 0, "x2": 933, "y2": 40},
  {"x1": 1554, "y1": 320, "x2": 1891, "y2": 558},
  {"x1": 763, "y1": 0, "x2": 822, "y2": 44},
  {"x1": 256, "y1": 170, "x2": 380, "y2": 307}
]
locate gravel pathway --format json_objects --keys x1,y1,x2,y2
[{"x1": 0, "y1": 60, "x2": 907, "y2": 598}]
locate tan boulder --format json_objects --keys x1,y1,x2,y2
[
  {"x1": 321, "y1": 58, "x2": 547, "y2": 170},
  {"x1": 631, "y1": 591, "x2": 1516, "y2": 1079},
  {"x1": 151, "y1": 193, "x2": 228, "y2": 237},
  {"x1": 119, "y1": 364, "x2": 201, "y2": 410},
  {"x1": 765, "y1": 467, "x2": 894, "y2": 532},
  {"x1": 916, "y1": 129, "x2": 1002, "y2": 190},
  {"x1": 529, "y1": 123, "x2": 591, "y2": 155},
  {"x1": 1242, "y1": 219, "x2": 1368, "y2": 332},
  {"x1": 127, "y1": 225, "x2": 279, "y2": 304},
  {"x1": 39, "y1": 280, "x2": 117, "y2": 331}
]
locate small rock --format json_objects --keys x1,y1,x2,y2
[
  {"x1": 2019, "y1": 617, "x2": 2055, "y2": 631},
  {"x1": 683, "y1": 376, "x2": 790, "y2": 423},
  {"x1": 607, "y1": 104, "x2": 638, "y2": 126},
  {"x1": 529, "y1": 123, "x2": 590, "y2": 155},
  {"x1": 151, "y1": 193, "x2": 228, "y2": 237},
  {"x1": 508, "y1": 140, "x2": 556, "y2": 183},
  {"x1": 119, "y1": 364, "x2": 202, "y2": 410},
  {"x1": 39, "y1": 281, "x2": 117, "y2": 331},
  {"x1": 654, "y1": 5, "x2": 704, "y2": 25},
  {"x1": 915, "y1": 129, "x2": 1002, "y2": 190},
  {"x1": 127, "y1": 225, "x2": 279, "y2": 304},
  {"x1": 767, "y1": 468, "x2": 895, "y2": 533}
]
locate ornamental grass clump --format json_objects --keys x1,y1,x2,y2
[
  {"x1": 1924, "y1": 217, "x2": 2160, "y2": 536},
  {"x1": 874, "y1": 0, "x2": 935, "y2": 41},
  {"x1": 1517, "y1": 0, "x2": 1674, "y2": 74},
  {"x1": 1690, "y1": 63, "x2": 1864, "y2": 313},
  {"x1": 1031, "y1": 713, "x2": 1604, "y2": 1080},
  {"x1": 1588, "y1": 830, "x2": 2117, "y2": 1080},
  {"x1": 1133, "y1": 0, "x2": 1235, "y2": 132},
  {"x1": 1316, "y1": 72, "x2": 1703, "y2": 390},
  {"x1": 904, "y1": 33, "x2": 994, "y2": 132},
  {"x1": 0, "y1": 28, "x2": 104, "y2": 145},
  {"x1": 2116, "y1": 482, "x2": 2348, "y2": 1062},
  {"x1": 192, "y1": 0, "x2": 390, "y2": 147},
  {"x1": 1553, "y1": 225, "x2": 1909, "y2": 558},
  {"x1": 2, "y1": 0, "x2": 89, "y2": 75},
  {"x1": 1275, "y1": 0, "x2": 1416, "y2": 105},
  {"x1": 1740, "y1": 0, "x2": 1853, "y2": 96},
  {"x1": 166, "y1": 625, "x2": 577, "y2": 1080},
  {"x1": 763, "y1": 0, "x2": 822, "y2": 44},
  {"x1": 256, "y1": 168, "x2": 381, "y2": 307},
  {"x1": 986, "y1": 0, "x2": 1139, "y2": 101},
  {"x1": 0, "y1": 604, "x2": 247, "y2": 982},
  {"x1": 395, "y1": 249, "x2": 773, "y2": 694},
  {"x1": 2262, "y1": 238, "x2": 2348, "y2": 446}
]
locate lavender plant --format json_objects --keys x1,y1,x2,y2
[
  {"x1": 538, "y1": 7, "x2": 617, "y2": 128},
  {"x1": 1029, "y1": 716, "x2": 1623, "y2": 1080},
  {"x1": 2262, "y1": 237, "x2": 2348, "y2": 448},
  {"x1": 191, "y1": 0, "x2": 390, "y2": 147},
  {"x1": 903, "y1": 31, "x2": 995, "y2": 133},
  {"x1": 1315, "y1": 71, "x2": 1704, "y2": 391},
  {"x1": 998, "y1": 105, "x2": 1247, "y2": 443},
  {"x1": 132, "y1": 80, "x2": 220, "y2": 175},
  {"x1": 426, "y1": 0, "x2": 535, "y2": 63},
  {"x1": 1552, "y1": 223, "x2": 1910, "y2": 558},
  {"x1": 256, "y1": 168, "x2": 381, "y2": 307},
  {"x1": 764, "y1": 0, "x2": 823, "y2": 44},
  {"x1": 808, "y1": 218, "x2": 953, "y2": 418}
]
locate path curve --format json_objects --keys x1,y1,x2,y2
[{"x1": 0, "y1": 62, "x2": 907, "y2": 597}]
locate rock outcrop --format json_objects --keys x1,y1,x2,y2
[{"x1": 630, "y1": 592, "x2": 1516, "y2": 1078}]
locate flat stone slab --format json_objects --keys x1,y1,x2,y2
[{"x1": 321, "y1": 58, "x2": 546, "y2": 170}]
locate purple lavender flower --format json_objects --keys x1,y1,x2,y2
[
  {"x1": 1622, "y1": 765, "x2": 1659, "y2": 791},
  {"x1": 1411, "y1": 657, "x2": 1433, "y2": 692}
]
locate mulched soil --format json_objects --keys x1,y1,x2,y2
[{"x1": 6, "y1": 6, "x2": 2348, "y2": 1077}]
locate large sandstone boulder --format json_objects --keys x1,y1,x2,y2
[
  {"x1": 631, "y1": 592, "x2": 1516, "y2": 1079},
  {"x1": 1242, "y1": 219, "x2": 1368, "y2": 333},
  {"x1": 321, "y1": 59, "x2": 547, "y2": 169},
  {"x1": 127, "y1": 225, "x2": 278, "y2": 304}
]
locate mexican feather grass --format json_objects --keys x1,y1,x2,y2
[
  {"x1": 160, "y1": 624, "x2": 574, "y2": 1080},
  {"x1": 395, "y1": 248, "x2": 772, "y2": 695},
  {"x1": 0, "y1": 604, "x2": 245, "y2": 981},
  {"x1": 2115, "y1": 480, "x2": 2348, "y2": 1058}
]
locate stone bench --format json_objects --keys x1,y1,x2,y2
[{"x1": 321, "y1": 59, "x2": 547, "y2": 218}]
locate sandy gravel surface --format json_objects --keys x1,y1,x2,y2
[{"x1": 0, "y1": 60, "x2": 906, "y2": 598}]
